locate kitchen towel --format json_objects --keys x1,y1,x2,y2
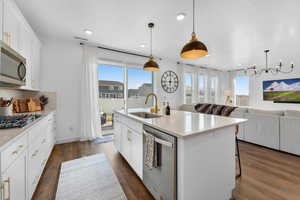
[{"x1": 145, "y1": 133, "x2": 157, "y2": 169}]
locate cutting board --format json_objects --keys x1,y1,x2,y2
[
  {"x1": 28, "y1": 98, "x2": 42, "y2": 112},
  {"x1": 13, "y1": 98, "x2": 42, "y2": 113}
]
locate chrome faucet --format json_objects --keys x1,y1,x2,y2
[{"x1": 145, "y1": 93, "x2": 159, "y2": 113}]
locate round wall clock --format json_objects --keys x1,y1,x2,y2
[{"x1": 161, "y1": 70, "x2": 179, "y2": 93}]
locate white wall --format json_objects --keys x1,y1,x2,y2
[{"x1": 40, "y1": 38, "x2": 83, "y2": 143}]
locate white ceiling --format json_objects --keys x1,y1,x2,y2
[{"x1": 15, "y1": 0, "x2": 300, "y2": 70}]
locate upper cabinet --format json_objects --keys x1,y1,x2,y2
[
  {"x1": 0, "y1": 0, "x2": 3, "y2": 40},
  {"x1": 1, "y1": 0, "x2": 42, "y2": 90}
]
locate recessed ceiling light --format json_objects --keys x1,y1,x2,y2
[
  {"x1": 84, "y1": 29, "x2": 93, "y2": 35},
  {"x1": 140, "y1": 44, "x2": 146, "y2": 48},
  {"x1": 176, "y1": 13, "x2": 186, "y2": 21}
]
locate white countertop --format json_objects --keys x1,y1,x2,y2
[
  {"x1": 0, "y1": 109, "x2": 55, "y2": 150},
  {"x1": 116, "y1": 108, "x2": 247, "y2": 138}
]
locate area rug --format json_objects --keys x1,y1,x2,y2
[
  {"x1": 55, "y1": 153, "x2": 127, "y2": 200},
  {"x1": 92, "y1": 135, "x2": 114, "y2": 144}
]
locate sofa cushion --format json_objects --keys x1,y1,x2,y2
[
  {"x1": 179, "y1": 104, "x2": 195, "y2": 112},
  {"x1": 195, "y1": 103, "x2": 210, "y2": 113},
  {"x1": 205, "y1": 104, "x2": 217, "y2": 114},
  {"x1": 212, "y1": 105, "x2": 225, "y2": 115},
  {"x1": 247, "y1": 108, "x2": 283, "y2": 116},
  {"x1": 284, "y1": 110, "x2": 300, "y2": 118},
  {"x1": 220, "y1": 106, "x2": 237, "y2": 116}
]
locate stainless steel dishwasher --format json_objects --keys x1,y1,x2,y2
[{"x1": 143, "y1": 125, "x2": 177, "y2": 200}]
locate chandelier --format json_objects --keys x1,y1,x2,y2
[{"x1": 244, "y1": 50, "x2": 294, "y2": 76}]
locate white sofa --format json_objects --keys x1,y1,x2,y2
[
  {"x1": 179, "y1": 104, "x2": 300, "y2": 156},
  {"x1": 280, "y1": 110, "x2": 300, "y2": 155},
  {"x1": 244, "y1": 108, "x2": 283, "y2": 150}
]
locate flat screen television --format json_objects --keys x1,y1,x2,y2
[{"x1": 263, "y1": 78, "x2": 300, "y2": 103}]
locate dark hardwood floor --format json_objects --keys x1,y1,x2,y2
[{"x1": 32, "y1": 141, "x2": 300, "y2": 200}]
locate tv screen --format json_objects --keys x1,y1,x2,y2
[{"x1": 263, "y1": 78, "x2": 300, "y2": 102}]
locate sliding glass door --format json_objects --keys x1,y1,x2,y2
[
  {"x1": 127, "y1": 68, "x2": 153, "y2": 108},
  {"x1": 98, "y1": 64, "x2": 153, "y2": 130},
  {"x1": 98, "y1": 64, "x2": 125, "y2": 130}
]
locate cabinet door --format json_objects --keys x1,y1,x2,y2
[
  {"x1": 131, "y1": 130, "x2": 143, "y2": 179},
  {"x1": 121, "y1": 126, "x2": 131, "y2": 163},
  {"x1": 0, "y1": 0, "x2": 3, "y2": 40},
  {"x1": 3, "y1": 0, "x2": 20, "y2": 50},
  {"x1": 30, "y1": 37, "x2": 41, "y2": 89},
  {"x1": 2, "y1": 152, "x2": 27, "y2": 200},
  {"x1": 113, "y1": 120, "x2": 122, "y2": 152}
]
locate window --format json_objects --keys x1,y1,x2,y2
[
  {"x1": 184, "y1": 73, "x2": 193, "y2": 104},
  {"x1": 127, "y1": 68, "x2": 153, "y2": 108},
  {"x1": 198, "y1": 75, "x2": 205, "y2": 102},
  {"x1": 234, "y1": 77, "x2": 250, "y2": 106},
  {"x1": 210, "y1": 76, "x2": 218, "y2": 103}
]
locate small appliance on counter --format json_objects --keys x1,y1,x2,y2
[{"x1": 0, "y1": 114, "x2": 41, "y2": 129}]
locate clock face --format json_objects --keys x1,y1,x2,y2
[{"x1": 161, "y1": 71, "x2": 179, "y2": 93}]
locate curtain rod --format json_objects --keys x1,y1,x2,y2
[
  {"x1": 80, "y1": 42, "x2": 162, "y2": 60},
  {"x1": 177, "y1": 61, "x2": 223, "y2": 72}
]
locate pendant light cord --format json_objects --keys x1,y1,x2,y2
[
  {"x1": 150, "y1": 26, "x2": 153, "y2": 56},
  {"x1": 193, "y1": 0, "x2": 195, "y2": 33}
]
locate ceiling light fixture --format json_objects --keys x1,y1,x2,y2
[
  {"x1": 143, "y1": 23, "x2": 159, "y2": 71},
  {"x1": 244, "y1": 49, "x2": 295, "y2": 76},
  {"x1": 140, "y1": 44, "x2": 146, "y2": 48},
  {"x1": 176, "y1": 13, "x2": 186, "y2": 21},
  {"x1": 180, "y1": 0, "x2": 208, "y2": 59},
  {"x1": 84, "y1": 29, "x2": 93, "y2": 35}
]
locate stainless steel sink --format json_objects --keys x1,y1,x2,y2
[{"x1": 130, "y1": 112, "x2": 161, "y2": 119}]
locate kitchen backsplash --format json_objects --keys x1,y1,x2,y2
[{"x1": 0, "y1": 89, "x2": 56, "y2": 111}]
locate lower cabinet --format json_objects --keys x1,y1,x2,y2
[
  {"x1": 114, "y1": 113, "x2": 143, "y2": 179},
  {"x1": 1, "y1": 151, "x2": 27, "y2": 200},
  {"x1": 0, "y1": 112, "x2": 56, "y2": 200}
]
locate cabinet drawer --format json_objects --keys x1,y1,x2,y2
[
  {"x1": 127, "y1": 118, "x2": 143, "y2": 133},
  {"x1": 1, "y1": 134, "x2": 27, "y2": 173}
]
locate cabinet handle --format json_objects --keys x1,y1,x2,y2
[
  {"x1": 3, "y1": 178, "x2": 10, "y2": 200},
  {"x1": 127, "y1": 130, "x2": 132, "y2": 141},
  {"x1": 32, "y1": 150, "x2": 39, "y2": 157},
  {"x1": 11, "y1": 144, "x2": 24, "y2": 155}
]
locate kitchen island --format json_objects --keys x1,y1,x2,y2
[{"x1": 113, "y1": 108, "x2": 247, "y2": 200}]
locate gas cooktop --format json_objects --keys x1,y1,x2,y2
[{"x1": 0, "y1": 114, "x2": 42, "y2": 129}]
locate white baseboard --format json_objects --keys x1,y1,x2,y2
[{"x1": 55, "y1": 137, "x2": 81, "y2": 144}]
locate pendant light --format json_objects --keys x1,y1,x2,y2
[
  {"x1": 180, "y1": 0, "x2": 208, "y2": 58},
  {"x1": 144, "y1": 22, "x2": 159, "y2": 71}
]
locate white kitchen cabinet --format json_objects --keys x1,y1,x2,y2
[
  {"x1": 113, "y1": 112, "x2": 143, "y2": 179},
  {"x1": 1, "y1": 151, "x2": 27, "y2": 200},
  {"x1": 0, "y1": 112, "x2": 56, "y2": 200},
  {"x1": 0, "y1": 0, "x2": 3, "y2": 40},
  {"x1": 2, "y1": 0, "x2": 42, "y2": 90},
  {"x1": 30, "y1": 38, "x2": 41, "y2": 90},
  {"x1": 130, "y1": 129, "x2": 143, "y2": 178},
  {"x1": 113, "y1": 119, "x2": 122, "y2": 152},
  {"x1": 121, "y1": 126, "x2": 131, "y2": 162},
  {"x1": 3, "y1": 0, "x2": 20, "y2": 51}
]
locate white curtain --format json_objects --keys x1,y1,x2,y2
[{"x1": 80, "y1": 46, "x2": 102, "y2": 140}]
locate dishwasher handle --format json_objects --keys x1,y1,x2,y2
[{"x1": 143, "y1": 131, "x2": 173, "y2": 148}]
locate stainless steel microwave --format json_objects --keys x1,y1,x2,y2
[{"x1": 0, "y1": 41, "x2": 26, "y2": 86}]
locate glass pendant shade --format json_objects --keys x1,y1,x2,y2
[
  {"x1": 181, "y1": 32, "x2": 208, "y2": 58},
  {"x1": 143, "y1": 56, "x2": 159, "y2": 71}
]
